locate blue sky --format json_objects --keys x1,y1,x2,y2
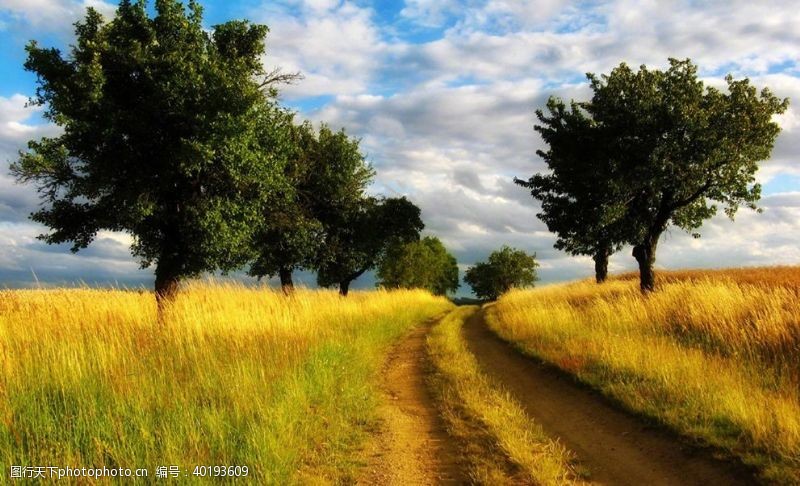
[{"x1": 1, "y1": 0, "x2": 799, "y2": 295}]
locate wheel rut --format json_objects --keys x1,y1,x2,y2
[
  {"x1": 359, "y1": 320, "x2": 466, "y2": 485},
  {"x1": 463, "y1": 308, "x2": 756, "y2": 486}
]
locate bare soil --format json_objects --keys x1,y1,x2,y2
[
  {"x1": 359, "y1": 321, "x2": 466, "y2": 485},
  {"x1": 463, "y1": 308, "x2": 757, "y2": 486}
]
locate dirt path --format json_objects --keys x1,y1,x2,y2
[
  {"x1": 359, "y1": 321, "x2": 465, "y2": 485},
  {"x1": 463, "y1": 309, "x2": 756, "y2": 486}
]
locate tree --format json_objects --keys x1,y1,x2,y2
[
  {"x1": 516, "y1": 97, "x2": 629, "y2": 283},
  {"x1": 586, "y1": 59, "x2": 788, "y2": 291},
  {"x1": 11, "y1": 1, "x2": 290, "y2": 309},
  {"x1": 249, "y1": 120, "x2": 323, "y2": 294},
  {"x1": 292, "y1": 124, "x2": 423, "y2": 296},
  {"x1": 377, "y1": 236, "x2": 459, "y2": 296},
  {"x1": 464, "y1": 246, "x2": 539, "y2": 300},
  {"x1": 318, "y1": 196, "x2": 424, "y2": 296}
]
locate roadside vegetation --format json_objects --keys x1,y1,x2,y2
[
  {"x1": 426, "y1": 306, "x2": 577, "y2": 485},
  {"x1": 464, "y1": 246, "x2": 540, "y2": 300},
  {"x1": 487, "y1": 267, "x2": 800, "y2": 483},
  {"x1": 0, "y1": 284, "x2": 452, "y2": 484},
  {"x1": 377, "y1": 236, "x2": 460, "y2": 296}
]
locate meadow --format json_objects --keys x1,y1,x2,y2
[
  {"x1": 0, "y1": 283, "x2": 452, "y2": 484},
  {"x1": 487, "y1": 267, "x2": 800, "y2": 484}
]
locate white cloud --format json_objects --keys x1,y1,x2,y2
[
  {"x1": 253, "y1": 0, "x2": 387, "y2": 98},
  {"x1": 0, "y1": 0, "x2": 115, "y2": 31}
]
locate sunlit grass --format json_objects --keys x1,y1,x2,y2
[
  {"x1": 488, "y1": 267, "x2": 800, "y2": 484},
  {"x1": 0, "y1": 282, "x2": 452, "y2": 484},
  {"x1": 427, "y1": 306, "x2": 577, "y2": 485}
]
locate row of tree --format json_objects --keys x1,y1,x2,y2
[
  {"x1": 11, "y1": 0, "x2": 424, "y2": 306},
  {"x1": 19, "y1": 4, "x2": 773, "y2": 302},
  {"x1": 517, "y1": 59, "x2": 788, "y2": 292}
]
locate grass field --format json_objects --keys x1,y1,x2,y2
[
  {"x1": 487, "y1": 267, "x2": 800, "y2": 484},
  {"x1": 0, "y1": 283, "x2": 452, "y2": 484}
]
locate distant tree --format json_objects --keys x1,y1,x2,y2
[
  {"x1": 464, "y1": 246, "x2": 539, "y2": 300},
  {"x1": 249, "y1": 121, "x2": 322, "y2": 294},
  {"x1": 318, "y1": 196, "x2": 424, "y2": 296},
  {"x1": 516, "y1": 97, "x2": 629, "y2": 283},
  {"x1": 587, "y1": 59, "x2": 788, "y2": 291},
  {"x1": 11, "y1": 1, "x2": 290, "y2": 310},
  {"x1": 377, "y1": 236, "x2": 459, "y2": 296}
]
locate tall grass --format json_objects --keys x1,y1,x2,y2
[
  {"x1": 0, "y1": 282, "x2": 452, "y2": 484},
  {"x1": 488, "y1": 268, "x2": 800, "y2": 484}
]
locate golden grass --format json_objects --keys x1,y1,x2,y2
[
  {"x1": 426, "y1": 306, "x2": 578, "y2": 485},
  {"x1": 488, "y1": 267, "x2": 800, "y2": 484},
  {"x1": 0, "y1": 282, "x2": 453, "y2": 484}
]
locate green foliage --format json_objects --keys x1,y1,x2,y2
[
  {"x1": 317, "y1": 196, "x2": 424, "y2": 295},
  {"x1": 249, "y1": 121, "x2": 323, "y2": 282},
  {"x1": 377, "y1": 236, "x2": 459, "y2": 296},
  {"x1": 518, "y1": 58, "x2": 788, "y2": 291},
  {"x1": 464, "y1": 246, "x2": 539, "y2": 300},
  {"x1": 588, "y1": 59, "x2": 787, "y2": 238},
  {"x1": 253, "y1": 121, "x2": 423, "y2": 295},
  {"x1": 515, "y1": 97, "x2": 628, "y2": 281},
  {"x1": 589, "y1": 59, "x2": 788, "y2": 290},
  {"x1": 306, "y1": 124, "x2": 376, "y2": 226},
  {"x1": 11, "y1": 0, "x2": 289, "y2": 293}
]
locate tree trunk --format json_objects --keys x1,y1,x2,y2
[
  {"x1": 279, "y1": 267, "x2": 294, "y2": 295},
  {"x1": 632, "y1": 235, "x2": 660, "y2": 293},
  {"x1": 154, "y1": 264, "x2": 180, "y2": 321},
  {"x1": 339, "y1": 280, "x2": 351, "y2": 297},
  {"x1": 593, "y1": 246, "x2": 611, "y2": 284}
]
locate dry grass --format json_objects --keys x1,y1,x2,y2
[
  {"x1": 426, "y1": 306, "x2": 578, "y2": 485},
  {"x1": 0, "y1": 282, "x2": 452, "y2": 484},
  {"x1": 488, "y1": 267, "x2": 800, "y2": 484}
]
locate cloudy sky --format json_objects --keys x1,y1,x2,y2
[{"x1": 0, "y1": 0, "x2": 799, "y2": 294}]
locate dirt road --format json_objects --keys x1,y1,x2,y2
[
  {"x1": 359, "y1": 321, "x2": 466, "y2": 485},
  {"x1": 463, "y1": 309, "x2": 756, "y2": 486}
]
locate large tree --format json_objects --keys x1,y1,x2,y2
[
  {"x1": 11, "y1": 1, "x2": 290, "y2": 307},
  {"x1": 588, "y1": 59, "x2": 788, "y2": 291},
  {"x1": 377, "y1": 236, "x2": 459, "y2": 296},
  {"x1": 249, "y1": 120, "x2": 323, "y2": 294},
  {"x1": 516, "y1": 97, "x2": 629, "y2": 283},
  {"x1": 464, "y1": 246, "x2": 539, "y2": 301},
  {"x1": 318, "y1": 196, "x2": 424, "y2": 296}
]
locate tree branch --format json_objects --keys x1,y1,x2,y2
[
  {"x1": 671, "y1": 178, "x2": 714, "y2": 210},
  {"x1": 259, "y1": 67, "x2": 304, "y2": 88}
]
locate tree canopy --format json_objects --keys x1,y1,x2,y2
[
  {"x1": 464, "y1": 246, "x2": 539, "y2": 301},
  {"x1": 248, "y1": 120, "x2": 322, "y2": 293},
  {"x1": 589, "y1": 59, "x2": 788, "y2": 291},
  {"x1": 318, "y1": 196, "x2": 424, "y2": 295},
  {"x1": 11, "y1": 0, "x2": 290, "y2": 303},
  {"x1": 516, "y1": 96, "x2": 629, "y2": 283},
  {"x1": 377, "y1": 236, "x2": 459, "y2": 296}
]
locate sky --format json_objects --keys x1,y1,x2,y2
[{"x1": 0, "y1": 0, "x2": 799, "y2": 295}]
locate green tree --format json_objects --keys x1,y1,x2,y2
[
  {"x1": 587, "y1": 59, "x2": 788, "y2": 291},
  {"x1": 318, "y1": 196, "x2": 424, "y2": 296},
  {"x1": 516, "y1": 97, "x2": 629, "y2": 283},
  {"x1": 249, "y1": 120, "x2": 323, "y2": 294},
  {"x1": 377, "y1": 236, "x2": 459, "y2": 296},
  {"x1": 464, "y1": 246, "x2": 539, "y2": 300},
  {"x1": 11, "y1": 1, "x2": 289, "y2": 307}
]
